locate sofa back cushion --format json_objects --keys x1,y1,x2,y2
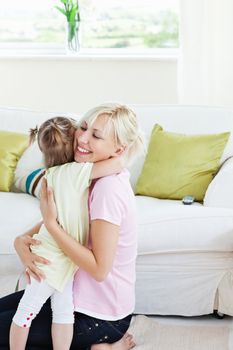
[
  {"x1": 204, "y1": 157, "x2": 233, "y2": 208},
  {"x1": 0, "y1": 107, "x2": 58, "y2": 133}
]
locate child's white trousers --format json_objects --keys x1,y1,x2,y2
[{"x1": 13, "y1": 277, "x2": 74, "y2": 328}]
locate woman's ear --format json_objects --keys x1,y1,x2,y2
[{"x1": 114, "y1": 145, "x2": 126, "y2": 156}]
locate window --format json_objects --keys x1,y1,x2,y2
[
  {"x1": 81, "y1": 0, "x2": 179, "y2": 50},
  {"x1": 0, "y1": 0, "x2": 64, "y2": 53},
  {"x1": 0, "y1": 0, "x2": 179, "y2": 54}
]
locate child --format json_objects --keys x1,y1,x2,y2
[{"x1": 10, "y1": 116, "x2": 123, "y2": 350}]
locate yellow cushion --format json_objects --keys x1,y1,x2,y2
[
  {"x1": 0, "y1": 130, "x2": 29, "y2": 192},
  {"x1": 135, "y1": 124, "x2": 230, "y2": 202}
]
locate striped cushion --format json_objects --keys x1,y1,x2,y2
[
  {"x1": 13, "y1": 141, "x2": 45, "y2": 197},
  {"x1": 15, "y1": 168, "x2": 45, "y2": 198}
]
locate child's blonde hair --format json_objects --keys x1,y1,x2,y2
[
  {"x1": 80, "y1": 103, "x2": 145, "y2": 164},
  {"x1": 30, "y1": 116, "x2": 77, "y2": 168}
]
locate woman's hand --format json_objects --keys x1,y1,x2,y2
[
  {"x1": 14, "y1": 234, "x2": 49, "y2": 283},
  {"x1": 40, "y1": 178, "x2": 58, "y2": 232}
]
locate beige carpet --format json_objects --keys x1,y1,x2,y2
[{"x1": 128, "y1": 315, "x2": 230, "y2": 350}]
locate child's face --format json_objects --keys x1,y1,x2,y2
[{"x1": 73, "y1": 114, "x2": 118, "y2": 163}]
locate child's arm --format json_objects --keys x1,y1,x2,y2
[{"x1": 91, "y1": 156, "x2": 124, "y2": 179}]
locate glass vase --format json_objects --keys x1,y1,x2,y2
[{"x1": 66, "y1": 20, "x2": 80, "y2": 54}]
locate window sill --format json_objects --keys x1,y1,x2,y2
[{"x1": 0, "y1": 47, "x2": 179, "y2": 62}]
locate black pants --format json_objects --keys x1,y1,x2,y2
[{"x1": 0, "y1": 291, "x2": 132, "y2": 350}]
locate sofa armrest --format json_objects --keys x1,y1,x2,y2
[{"x1": 204, "y1": 157, "x2": 233, "y2": 208}]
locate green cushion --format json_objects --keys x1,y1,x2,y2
[
  {"x1": 0, "y1": 130, "x2": 29, "y2": 192},
  {"x1": 135, "y1": 124, "x2": 230, "y2": 201}
]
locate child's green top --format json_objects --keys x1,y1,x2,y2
[{"x1": 31, "y1": 162, "x2": 93, "y2": 292}]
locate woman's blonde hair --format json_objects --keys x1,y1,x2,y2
[
  {"x1": 30, "y1": 116, "x2": 77, "y2": 168},
  {"x1": 80, "y1": 103, "x2": 145, "y2": 164}
]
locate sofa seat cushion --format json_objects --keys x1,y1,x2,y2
[
  {"x1": 0, "y1": 192, "x2": 41, "y2": 254},
  {"x1": 136, "y1": 195, "x2": 233, "y2": 254}
]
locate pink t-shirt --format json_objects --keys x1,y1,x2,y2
[{"x1": 73, "y1": 169, "x2": 137, "y2": 320}]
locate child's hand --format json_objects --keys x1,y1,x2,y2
[
  {"x1": 14, "y1": 234, "x2": 49, "y2": 282},
  {"x1": 40, "y1": 178, "x2": 58, "y2": 231}
]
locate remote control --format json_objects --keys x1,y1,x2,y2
[{"x1": 182, "y1": 195, "x2": 195, "y2": 205}]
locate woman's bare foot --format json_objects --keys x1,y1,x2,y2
[{"x1": 91, "y1": 332, "x2": 136, "y2": 350}]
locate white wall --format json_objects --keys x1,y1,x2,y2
[{"x1": 0, "y1": 57, "x2": 178, "y2": 114}]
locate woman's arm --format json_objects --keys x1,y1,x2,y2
[
  {"x1": 14, "y1": 221, "x2": 50, "y2": 281},
  {"x1": 91, "y1": 156, "x2": 124, "y2": 180},
  {"x1": 40, "y1": 179, "x2": 118, "y2": 281}
]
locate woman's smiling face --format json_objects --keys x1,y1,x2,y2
[{"x1": 73, "y1": 113, "x2": 119, "y2": 163}]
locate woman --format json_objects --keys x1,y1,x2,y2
[{"x1": 0, "y1": 103, "x2": 144, "y2": 350}]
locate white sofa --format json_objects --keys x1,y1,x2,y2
[{"x1": 1, "y1": 105, "x2": 233, "y2": 317}]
